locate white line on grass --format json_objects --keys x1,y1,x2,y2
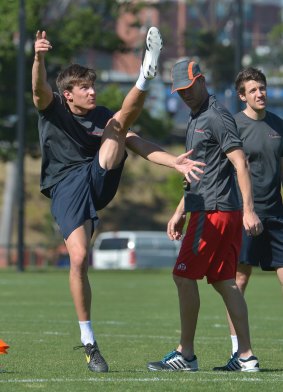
[
  {"x1": 1, "y1": 330, "x2": 282, "y2": 345},
  {"x1": 0, "y1": 330, "x2": 69, "y2": 336},
  {"x1": 0, "y1": 376, "x2": 282, "y2": 384},
  {"x1": 99, "y1": 333, "x2": 283, "y2": 344}
]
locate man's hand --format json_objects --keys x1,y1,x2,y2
[
  {"x1": 174, "y1": 149, "x2": 206, "y2": 183},
  {"x1": 34, "y1": 30, "x2": 52, "y2": 57},
  {"x1": 243, "y1": 210, "x2": 263, "y2": 237},
  {"x1": 167, "y1": 211, "x2": 186, "y2": 241}
]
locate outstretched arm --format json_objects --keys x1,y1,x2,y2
[
  {"x1": 125, "y1": 132, "x2": 205, "y2": 182},
  {"x1": 32, "y1": 30, "x2": 53, "y2": 110}
]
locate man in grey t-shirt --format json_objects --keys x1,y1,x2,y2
[
  {"x1": 221, "y1": 67, "x2": 283, "y2": 363},
  {"x1": 147, "y1": 58, "x2": 262, "y2": 373}
]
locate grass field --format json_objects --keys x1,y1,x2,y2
[{"x1": 0, "y1": 268, "x2": 282, "y2": 392}]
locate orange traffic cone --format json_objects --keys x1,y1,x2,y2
[{"x1": 0, "y1": 340, "x2": 9, "y2": 354}]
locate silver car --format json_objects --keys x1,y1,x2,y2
[{"x1": 92, "y1": 231, "x2": 181, "y2": 270}]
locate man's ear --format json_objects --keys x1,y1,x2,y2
[
  {"x1": 238, "y1": 93, "x2": 247, "y2": 102},
  {"x1": 63, "y1": 90, "x2": 73, "y2": 102}
]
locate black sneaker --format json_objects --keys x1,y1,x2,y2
[
  {"x1": 213, "y1": 353, "x2": 260, "y2": 372},
  {"x1": 74, "y1": 342, "x2": 109, "y2": 372},
  {"x1": 147, "y1": 350, "x2": 198, "y2": 371}
]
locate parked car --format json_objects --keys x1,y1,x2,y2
[{"x1": 92, "y1": 231, "x2": 181, "y2": 270}]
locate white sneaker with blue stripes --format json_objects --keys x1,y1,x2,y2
[
  {"x1": 147, "y1": 350, "x2": 198, "y2": 371},
  {"x1": 142, "y1": 26, "x2": 163, "y2": 80}
]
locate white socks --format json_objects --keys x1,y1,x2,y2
[
  {"x1": 79, "y1": 320, "x2": 95, "y2": 346},
  {"x1": 231, "y1": 335, "x2": 238, "y2": 355},
  {"x1": 135, "y1": 66, "x2": 151, "y2": 91}
]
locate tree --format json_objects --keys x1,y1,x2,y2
[
  {"x1": 267, "y1": 24, "x2": 283, "y2": 69},
  {"x1": 183, "y1": 28, "x2": 235, "y2": 89}
]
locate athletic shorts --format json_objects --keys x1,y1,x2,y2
[
  {"x1": 239, "y1": 216, "x2": 283, "y2": 271},
  {"x1": 173, "y1": 210, "x2": 242, "y2": 284},
  {"x1": 50, "y1": 153, "x2": 127, "y2": 240}
]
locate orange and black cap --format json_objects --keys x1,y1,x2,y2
[{"x1": 171, "y1": 58, "x2": 203, "y2": 93}]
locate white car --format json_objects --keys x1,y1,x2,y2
[{"x1": 92, "y1": 231, "x2": 181, "y2": 270}]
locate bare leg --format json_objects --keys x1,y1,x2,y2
[
  {"x1": 99, "y1": 87, "x2": 147, "y2": 170},
  {"x1": 173, "y1": 275, "x2": 200, "y2": 359},
  {"x1": 213, "y1": 279, "x2": 253, "y2": 358},
  {"x1": 65, "y1": 220, "x2": 92, "y2": 321},
  {"x1": 276, "y1": 266, "x2": 283, "y2": 293},
  {"x1": 226, "y1": 264, "x2": 252, "y2": 336}
]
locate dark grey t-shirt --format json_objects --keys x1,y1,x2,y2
[
  {"x1": 234, "y1": 110, "x2": 283, "y2": 218},
  {"x1": 38, "y1": 93, "x2": 113, "y2": 197},
  {"x1": 184, "y1": 95, "x2": 242, "y2": 212}
]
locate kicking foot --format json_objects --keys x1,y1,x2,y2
[{"x1": 142, "y1": 26, "x2": 163, "y2": 80}]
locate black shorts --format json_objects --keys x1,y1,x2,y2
[
  {"x1": 239, "y1": 216, "x2": 283, "y2": 271},
  {"x1": 50, "y1": 153, "x2": 127, "y2": 239}
]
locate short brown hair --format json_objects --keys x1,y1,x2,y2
[
  {"x1": 56, "y1": 64, "x2": 97, "y2": 95},
  {"x1": 235, "y1": 67, "x2": 266, "y2": 96}
]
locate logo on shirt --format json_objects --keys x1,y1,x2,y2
[
  {"x1": 268, "y1": 132, "x2": 281, "y2": 139},
  {"x1": 194, "y1": 129, "x2": 205, "y2": 133},
  {"x1": 86, "y1": 127, "x2": 103, "y2": 136},
  {"x1": 177, "y1": 263, "x2": 187, "y2": 271}
]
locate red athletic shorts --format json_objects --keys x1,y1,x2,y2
[{"x1": 173, "y1": 210, "x2": 243, "y2": 284}]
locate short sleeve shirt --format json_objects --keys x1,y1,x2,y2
[
  {"x1": 184, "y1": 95, "x2": 242, "y2": 212},
  {"x1": 234, "y1": 110, "x2": 283, "y2": 217},
  {"x1": 38, "y1": 93, "x2": 113, "y2": 197}
]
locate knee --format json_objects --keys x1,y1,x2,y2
[
  {"x1": 69, "y1": 247, "x2": 89, "y2": 273},
  {"x1": 212, "y1": 279, "x2": 238, "y2": 296},
  {"x1": 173, "y1": 274, "x2": 193, "y2": 292},
  {"x1": 236, "y1": 270, "x2": 251, "y2": 293}
]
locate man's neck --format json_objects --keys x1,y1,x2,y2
[
  {"x1": 67, "y1": 102, "x2": 89, "y2": 116},
  {"x1": 243, "y1": 106, "x2": 266, "y2": 121},
  {"x1": 191, "y1": 91, "x2": 209, "y2": 115}
]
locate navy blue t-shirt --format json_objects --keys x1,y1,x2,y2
[{"x1": 38, "y1": 93, "x2": 113, "y2": 197}]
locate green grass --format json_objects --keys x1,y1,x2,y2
[{"x1": 0, "y1": 268, "x2": 282, "y2": 391}]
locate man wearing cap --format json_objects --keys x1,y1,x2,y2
[{"x1": 147, "y1": 58, "x2": 262, "y2": 372}]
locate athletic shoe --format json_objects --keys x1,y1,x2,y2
[
  {"x1": 147, "y1": 350, "x2": 198, "y2": 371},
  {"x1": 74, "y1": 342, "x2": 109, "y2": 372},
  {"x1": 213, "y1": 353, "x2": 260, "y2": 372},
  {"x1": 142, "y1": 26, "x2": 163, "y2": 79}
]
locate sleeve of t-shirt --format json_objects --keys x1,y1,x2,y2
[
  {"x1": 38, "y1": 92, "x2": 63, "y2": 117},
  {"x1": 210, "y1": 106, "x2": 243, "y2": 153}
]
